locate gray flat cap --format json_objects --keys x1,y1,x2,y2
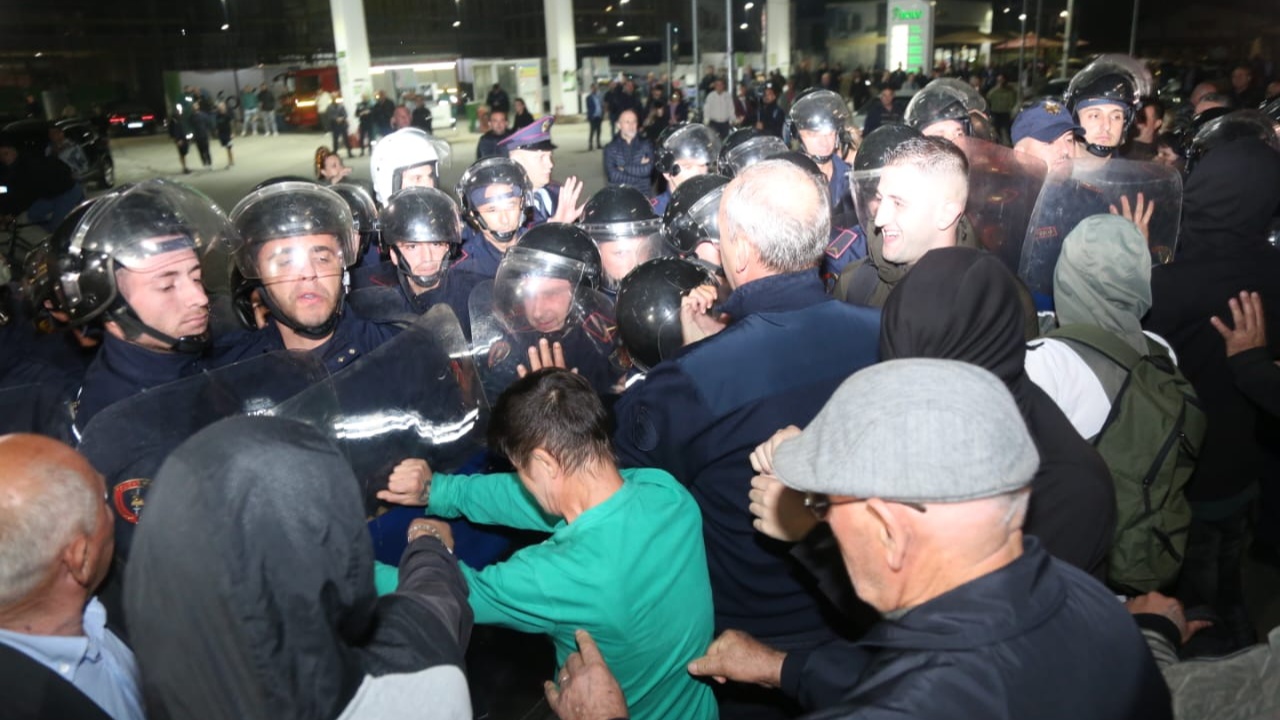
[{"x1": 773, "y1": 359, "x2": 1039, "y2": 503}]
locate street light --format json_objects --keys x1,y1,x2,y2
[
  {"x1": 739, "y1": 22, "x2": 749, "y2": 30},
  {"x1": 744, "y1": 1, "x2": 754, "y2": 9},
  {"x1": 221, "y1": 23, "x2": 230, "y2": 30},
  {"x1": 452, "y1": 20, "x2": 461, "y2": 27}
]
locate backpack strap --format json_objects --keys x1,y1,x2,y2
[{"x1": 1049, "y1": 324, "x2": 1145, "y2": 371}]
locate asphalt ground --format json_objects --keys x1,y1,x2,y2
[{"x1": 104, "y1": 117, "x2": 611, "y2": 213}]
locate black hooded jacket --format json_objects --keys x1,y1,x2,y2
[
  {"x1": 1144, "y1": 138, "x2": 1280, "y2": 503},
  {"x1": 124, "y1": 415, "x2": 472, "y2": 720},
  {"x1": 880, "y1": 247, "x2": 1117, "y2": 579}
]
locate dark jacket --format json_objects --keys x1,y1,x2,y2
[
  {"x1": 0, "y1": 643, "x2": 114, "y2": 720},
  {"x1": 476, "y1": 128, "x2": 513, "y2": 160},
  {"x1": 784, "y1": 539, "x2": 1172, "y2": 720},
  {"x1": 210, "y1": 308, "x2": 400, "y2": 374},
  {"x1": 348, "y1": 260, "x2": 480, "y2": 331},
  {"x1": 1144, "y1": 138, "x2": 1280, "y2": 502},
  {"x1": 452, "y1": 225, "x2": 508, "y2": 279},
  {"x1": 614, "y1": 270, "x2": 881, "y2": 640},
  {"x1": 603, "y1": 134, "x2": 656, "y2": 195},
  {"x1": 0, "y1": 151, "x2": 76, "y2": 217},
  {"x1": 74, "y1": 334, "x2": 199, "y2": 437},
  {"x1": 756, "y1": 100, "x2": 786, "y2": 137},
  {"x1": 835, "y1": 216, "x2": 982, "y2": 308}
]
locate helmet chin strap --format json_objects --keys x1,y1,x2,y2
[
  {"x1": 107, "y1": 301, "x2": 209, "y2": 354},
  {"x1": 1084, "y1": 142, "x2": 1119, "y2": 158},
  {"x1": 259, "y1": 273, "x2": 347, "y2": 341},
  {"x1": 808, "y1": 153, "x2": 834, "y2": 165},
  {"x1": 392, "y1": 246, "x2": 450, "y2": 293}
]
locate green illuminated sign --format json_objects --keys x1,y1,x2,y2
[{"x1": 893, "y1": 8, "x2": 924, "y2": 20}]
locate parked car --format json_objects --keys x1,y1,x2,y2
[
  {"x1": 104, "y1": 102, "x2": 161, "y2": 136},
  {"x1": 1, "y1": 118, "x2": 115, "y2": 189}
]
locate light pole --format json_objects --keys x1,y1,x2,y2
[
  {"x1": 1016, "y1": 6, "x2": 1027, "y2": 104},
  {"x1": 1060, "y1": 1, "x2": 1073, "y2": 79},
  {"x1": 1128, "y1": 0, "x2": 1139, "y2": 56},
  {"x1": 725, "y1": 0, "x2": 735, "y2": 99}
]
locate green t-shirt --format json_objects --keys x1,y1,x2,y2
[{"x1": 425, "y1": 467, "x2": 718, "y2": 720}]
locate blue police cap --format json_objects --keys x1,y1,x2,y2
[
  {"x1": 499, "y1": 115, "x2": 557, "y2": 153},
  {"x1": 1012, "y1": 99, "x2": 1084, "y2": 145}
]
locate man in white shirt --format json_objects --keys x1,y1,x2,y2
[{"x1": 702, "y1": 79, "x2": 734, "y2": 139}]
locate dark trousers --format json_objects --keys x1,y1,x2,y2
[
  {"x1": 193, "y1": 134, "x2": 212, "y2": 166},
  {"x1": 588, "y1": 118, "x2": 603, "y2": 149},
  {"x1": 709, "y1": 120, "x2": 731, "y2": 139},
  {"x1": 358, "y1": 124, "x2": 372, "y2": 154},
  {"x1": 332, "y1": 125, "x2": 350, "y2": 155}
]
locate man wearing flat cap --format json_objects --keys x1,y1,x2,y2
[{"x1": 681, "y1": 359, "x2": 1172, "y2": 720}]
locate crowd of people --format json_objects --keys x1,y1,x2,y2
[{"x1": 2, "y1": 49, "x2": 1280, "y2": 720}]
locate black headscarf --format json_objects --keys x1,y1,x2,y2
[
  {"x1": 880, "y1": 247, "x2": 1116, "y2": 579},
  {"x1": 124, "y1": 415, "x2": 462, "y2": 720}
]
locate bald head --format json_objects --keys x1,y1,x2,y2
[
  {"x1": 0, "y1": 435, "x2": 109, "y2": 608},
  {"x1": 718, "y1": 159, "x2": 829, "y2": 284}
]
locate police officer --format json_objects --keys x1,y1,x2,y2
[
  {"x1": 474, "y1": 223, "x2": 625, "y2": 397},
  {"x1": 52, "y1": 180, "x2": 232, "y2": 436},
  {"x1": 215, "y1": 181, "x2": 398, "y2": 372},
  {"x1": 1064, "y1": 54, "x2": 1152, "y2": 159},
  {"x1": 788, "y1": 88, "x2": 865, "y2": 282},
  {"x1": 347, "y1": 186, "x2": 480, "y2": 328},
  {"x1": 452, "y1": 157, "x2": 535, "y2": 279},
  {"x1": 651, "y1": 123, "x2": 722, "y2": 216},
  {"x1": 662, "y1": 173, "x2": 731, "y2": 271},
  {"x1": 370, "y1": 127, "x2": 450, "y2": 205},
  {"x1": 1012, "y1": 98, "x2": 1082, "y2": 171},
  {"x1": 579, "y1": 186, "x2": 668, "y2": 295},
  {"x1": 498, "y1": 115, "x2": 585, "y2": 226}
]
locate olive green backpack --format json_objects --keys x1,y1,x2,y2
[{"x1": 1050, "y1": 324, "x2": 1206, "y2": 594}]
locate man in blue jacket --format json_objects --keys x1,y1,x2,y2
[
  {"x1": 613, "y1": 159, "x2": 881, "y2": 720},
  {"x1": 685, "y1": 359, "x2": 1173, "y2": 720}
]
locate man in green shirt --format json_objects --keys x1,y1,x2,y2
[{"x1": 378, "y1": 368, "x2": 717, "y2": 720}]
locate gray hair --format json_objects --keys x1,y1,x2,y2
[
  {"x1": 720, "y1": 159, "x2": 829, "y2": 273},
  {"x1": 883, "y1": 136, "x2": 970, "y2": 202},
  {"x1": 0, "y1": 463, "x2": 100, "y2": 606}
]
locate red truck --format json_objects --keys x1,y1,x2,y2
[{"x1": 279, "y1": 66, "x2": 341, "y2": 128}]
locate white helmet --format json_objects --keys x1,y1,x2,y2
[{"x1": 370, "y1": 128, "x2": 452, "y2": 205}]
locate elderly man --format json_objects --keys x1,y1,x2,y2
[
  {"x1": 613, "y1": 159, "x2": 880, "y2": 719},
  {"x1": 378, "y1": 368, "x2": 716, "y2": 720},
  {"x1": 0, "y1": 434, "x2": 143, "y2": 720},
  {"x1": 1012, "y1": 98, "x2": 1080, "y2": 170},
  {"x1": 835, "y1": 136, "x2": 970, "y2": 307},
  {"x1": 686, "y1": 359, "x2": 1173, "y2": 719}
]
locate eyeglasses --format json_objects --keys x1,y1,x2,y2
[{"x1": 803, "y1": 492, "x2": 927, "y2": 521}]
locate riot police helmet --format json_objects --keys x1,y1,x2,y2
[
  {"x1": 53, "y1": 179, "x2": 234, "y2": 353},
  {"x1": 1064, "y1": 54, "x2": 1152, "y2": 157},
  {"x1": 506, "y1": 223, "x2": 603, "y2": 290},
  {"x1": 492, "y1": 223, "x2": 604, "y2": 338},
  {"x1": 229, "y1": 182, "x2": 356, "y2": 339},
  {"x1": 328, "y1": 182, "x2": 380, "y2": 258},
  {"x1": 616, "y1": 257, "x2": 718, "y2": 371},
  {"x1": 370, "y1": 127, "x2": 451, "y2": 205},
  {"x1": 655, "y1": 123, "x2": 722, "y2": 177},
  {"x1": 853, "y1": 123, "x2": 924, "y2": 172},
  {"x1": 579, "y1": 186, "x2": 667, "y2": 292},
  {"x1": 1186, "y1": 109, "x2": 1280, "y2": 175},
  {"x1": 719, "y1": 128, "x2": 788, "y2": 177},
  {"x1": 904, "y1": 78, "x2": 987, "y2": 140},
  {"x1": 380, "y1": 186, "x2": 464, "y2": 288},
  {"x1": 252, "y1": 176, "x2": 318, "y2": 192},
  {"x1": 788, "y1": 89, "x2": 853, "y2": 164},
  {"x1": 456, "y1": 157, "x2": 533, "y2": 242},
  {"x1": 662, "y1": 174, "x2": 730, "y2": 258}
]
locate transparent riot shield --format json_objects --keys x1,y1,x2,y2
[
  {"x1": 850, "y1": 167, "x2": 883, "y2": 235},
  {"x1": 77, "y1": 350, "x2": 330, "y2": 557},
  {"x1": 1019, "y1": 157, "x2": 1183, "y2": 298},
  {"x1": 0, "y1": 383, "x2": 75, "y2": 442},
  {"x1": 347, "y1": 285, "x2": 420, "y2": 327},
  {"x1": 470, "y1": 279, "x2": 626, "y2": 403},
  {"x1": 272, "y1": 304, "x2": 488, "y2": 517},
  {"x1": 954, "y1": 136, "x2": 1049, "y2": 274}
]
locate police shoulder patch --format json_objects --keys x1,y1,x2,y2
[
  {"x1": 825, "y1": 228, "x2": 859, "y2": 259},
  {"x1": 488, "y1": 340, "x2": 511, "y2": 367},
  {"x1": 1032, "y1": 226, "x2": 1059, "y2": 241},
  {"x1": 112, "y1": 478, "x2": 151, "y2": 525},
  {"x1": 582, "y1": 312, "x2": 617, "y2": 345},
  {"x1": 630, "y1": 404, "x2": 660, "y2": 452}
]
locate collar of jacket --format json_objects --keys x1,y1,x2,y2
[
  {"x1": 721, "y1": 269, "x2": 829, "y2": 320},
  {"x1": 98, "y1": 332, "x2": 199, "y2": 389},
  {"x1": 859, "y1": 537, "x2": 1064, "y2": 652}
]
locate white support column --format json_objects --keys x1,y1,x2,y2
[
  {"x1": 330, "y1": 0, "x2": 374, "y2": 119},
  {"x1": 544, "y1": 0, "x2": 579, "y2": 115},
  {"x1": 765, "y1": 0, "x2": 791, "y2": 78}
]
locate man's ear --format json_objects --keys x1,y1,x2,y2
[
  {"x1": 935, "y1": 198, "x2": 965, "y2": 232},
  {"x1": 530, "y1": 447, "x2": 562, "y2": 480},
  {"x1": 62, "y1": 533, "x2": 94, "y2": 588},
  {"x1": 865, "y1": 498, "x2": 912, "y2": 572}
]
